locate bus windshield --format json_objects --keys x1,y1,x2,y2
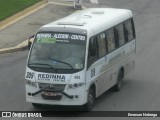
[{"x1": 28, "y1": 32, "x2": 86, "y2": 73}]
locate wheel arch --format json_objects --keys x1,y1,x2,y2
[
  {"x1": 89, "y1": 82, "x2": 96, "y2": 98},
  {"x1": 119, "y1": 66, "x2": 124, "y2": 79}
]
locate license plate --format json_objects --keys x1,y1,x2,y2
[{"x1": 43, "y1": 92, "x2": 57, "y2": 96}]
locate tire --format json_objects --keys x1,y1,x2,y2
[
  {"x1": 113, "y1": 70, "x2": 123, "y2": 91},
  {"x1": 83, "y1": 88, "x2": 95, "y2": 111},
  {"x1": 32, "y1": 103, "x2": 42, "y2": 108}
]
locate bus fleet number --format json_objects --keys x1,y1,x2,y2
[
  {"x1": 91, "y1": 68, "x2": 95, "y2": 78},
  {"x1": 74, "y1": 76, "x2": 80, "y2": 79},
  {"x1": 26, "y1": 72, "x2": 34, "y2": 79}
]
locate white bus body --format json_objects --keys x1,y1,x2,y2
[{"x1": 25, "y1": 8, "x2": 136, "y2": 110}]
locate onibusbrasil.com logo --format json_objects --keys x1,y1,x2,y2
[{"x1": 1, "y1": 112, "x2": 42, "y2": 118}]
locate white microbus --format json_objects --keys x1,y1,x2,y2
[{"x1": 25, "y1": 8, "x2": 136, "y2": 111}]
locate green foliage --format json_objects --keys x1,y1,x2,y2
[{"x1": 0, "y1": 0, "x2": 41, "y2": 21}]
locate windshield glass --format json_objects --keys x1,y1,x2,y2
[{"x1": 28, "y1": 32, "x2": 86, "y2": 73}]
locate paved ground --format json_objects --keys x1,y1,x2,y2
[
  {"x1": 0, "y1": 2, "x2": 75, "y2": 49},
  {"x1": 0, "y1": 0, "x2": 101, "y2": 52},
  {"x1": 0, "y1": 0, "x2": 101, "y2": 54},
  {"x1": 1, "y1": 0, "x2": 160, "y2": 120}
]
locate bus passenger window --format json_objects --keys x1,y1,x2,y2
[
  {"x1": 97, "y1": 33, "x2": 107, "y2": 57},
  {"x1": 124, "y1": 19, "x2": 134, "y2": 41},
  {"x1": 116, "y1": 24, "x2": 125, "y2": 46},
  {"x1": 106, "y1": 29, "x2": 116, "y2": 53},
  {"x1": 88, "y1": 37, "x2": 98, "y2": 64}
]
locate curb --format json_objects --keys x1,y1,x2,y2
[
  {"x1": 0, "y1": 0, "x2": 48, "y2": 55},
  {"x1": 0, "y1": 0, "x2": 85, "y2": 55},
  {"x1": 0, "y1": 40, "x2": 28, "y2": 54},
  {"x1": 0, "y1": 0, "x2": 48, "y2": 30}
]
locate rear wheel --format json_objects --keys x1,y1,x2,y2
[
  {"x1": 113, "y1": 70, "x2": 123, "y2": 91},
  {"x1": 83, "y1": 88, "x2": 95, "y2": 111}
]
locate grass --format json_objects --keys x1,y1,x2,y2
[{"x1": 0, "y1": 0, "x2": 42, "y2": 21}]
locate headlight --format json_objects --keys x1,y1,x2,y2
[
  {"x1": 68, "y1": 82, "x2": 85, "y2": 89},
  {"x1": 26, "y1": 80, "x2": 37, "y2": 88}
]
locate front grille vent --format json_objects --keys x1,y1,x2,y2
[{"x1": 38, "y1": 83, "x2": 66, "y2": 91}]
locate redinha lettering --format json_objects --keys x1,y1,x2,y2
[{"x1": 38, "y1": 74, "x2": 65, "y2": 82}]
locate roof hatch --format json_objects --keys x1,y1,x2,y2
[
  {"x1": 57, "y1": 21, "x2": 86, "y2": 26},
  {"x1": 91, "y1": 10, "x2": 105, "y2": 14}
]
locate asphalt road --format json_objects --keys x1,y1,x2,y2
[
  {"x1": 1, "y1": 0, "x2": 160, "y2": 119},
  {"x1": 0, "y1": 3, "x2": 75, "y2": 49}
]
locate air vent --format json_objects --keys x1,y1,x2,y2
[
  {"x1": 91, "y1": 10, "x2": 105, "y2": 14},
  {"x1": 83, "y1": 14, "x2": 92, "y2": 18},
  {"x1": 57, "y1": 21, "x2": 86, "y2": 26}
]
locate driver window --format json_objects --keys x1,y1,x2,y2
[{"x1": 88, "y1": 37, "x2": 98, "y2": 66}]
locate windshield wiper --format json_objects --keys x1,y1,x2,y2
[
  {"x1": 48, "y1": 57, "x2": 74, "y2": 71},
  {"x1": 28, "y1": 63, "x2": 55, "y2": 70}
]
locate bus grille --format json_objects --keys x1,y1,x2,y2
[
  {"x1": 38, "y1": 83, "x2": 66, "y2": 91},
  {"x1": 38, "y1": 83, "x2": 66, "y2": 100}
]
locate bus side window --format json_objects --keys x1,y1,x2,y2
[
  {"x1": 88, "y1": 37, "x2": 98, "y2": 66},
  {"x1": 106, "y1": 29, "x2": 116, "y2": 53},
  {"x1": 97, "y1": 33, "x2": 107, "y2": 57},
  {"x1": 124, "y1": 19, "x2": 135, "y2": 41},
  {"x1": 115, "y1": 24, "x2": 125, "y2": 46}
]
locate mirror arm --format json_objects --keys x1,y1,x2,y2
[{"x1": 28, "y1": 35, "x2": 35, "y2": 50}]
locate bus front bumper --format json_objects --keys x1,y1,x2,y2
[{"x1": 26, "y1": 84, "x2": 88, "y2": 106}]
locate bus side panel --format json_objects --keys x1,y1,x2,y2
[
  {"x1": 86, "y1": 57, "x2": 113, "y2": 98},
  {"x1": 86, "y1": 62, "x2": 104, "y2": 98},
  {"x1": 110, "y1": 54, "x2": 135, "y2": 88},
  {"x1": 111, "y1": 39, "x2": 136, "y2": 86},
  {"x1": 123, "y1": 39, "x2": 136, "y2": 76},
  {"x1": 99, "y1": 39, "x2": 136, "y2": 92},
  {"x1": 124, "y1": 53, "x2": 135, "y2": 77},
  {"x1": 99, "y1": 67, "x2": 113, "y2": 96}
]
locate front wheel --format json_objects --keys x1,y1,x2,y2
[
  {"x1": 83, "y1": 88, "x2": 95, "y2": 111},
  {"x1": 32, "y1": 103, "x2": 42, "y2": 108}
]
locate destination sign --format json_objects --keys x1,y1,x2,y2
[{"x1": 36, "y1": 33, "x2": 86, "y2": 41}]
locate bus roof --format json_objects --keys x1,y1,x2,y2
[{"x1": 40, "y1": 8, "x2": 133, "y2": 36}]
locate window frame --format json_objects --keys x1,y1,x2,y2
[
  {"x1": 106, "y1": 28, "x2": 117, "y2": 53},
  {"x1": 124, "y1": 18, "x2": 136, "y2": 42},
  {"x1": 115, "y1": 23, "x2": 125, "y2": 47},
  {"x1": 87, "y1": 18, "x2": 136, "y2": 68},
  {"x1": 96, "y1": 32, "x2": 107, "y2": 57},
  {"x1": 88, "y1": 37, "x2": 99, "y2": 67}
]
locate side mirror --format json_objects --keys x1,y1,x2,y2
[{"x1": 28, "y1": 35, "x2": 35, "y2": 50}]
